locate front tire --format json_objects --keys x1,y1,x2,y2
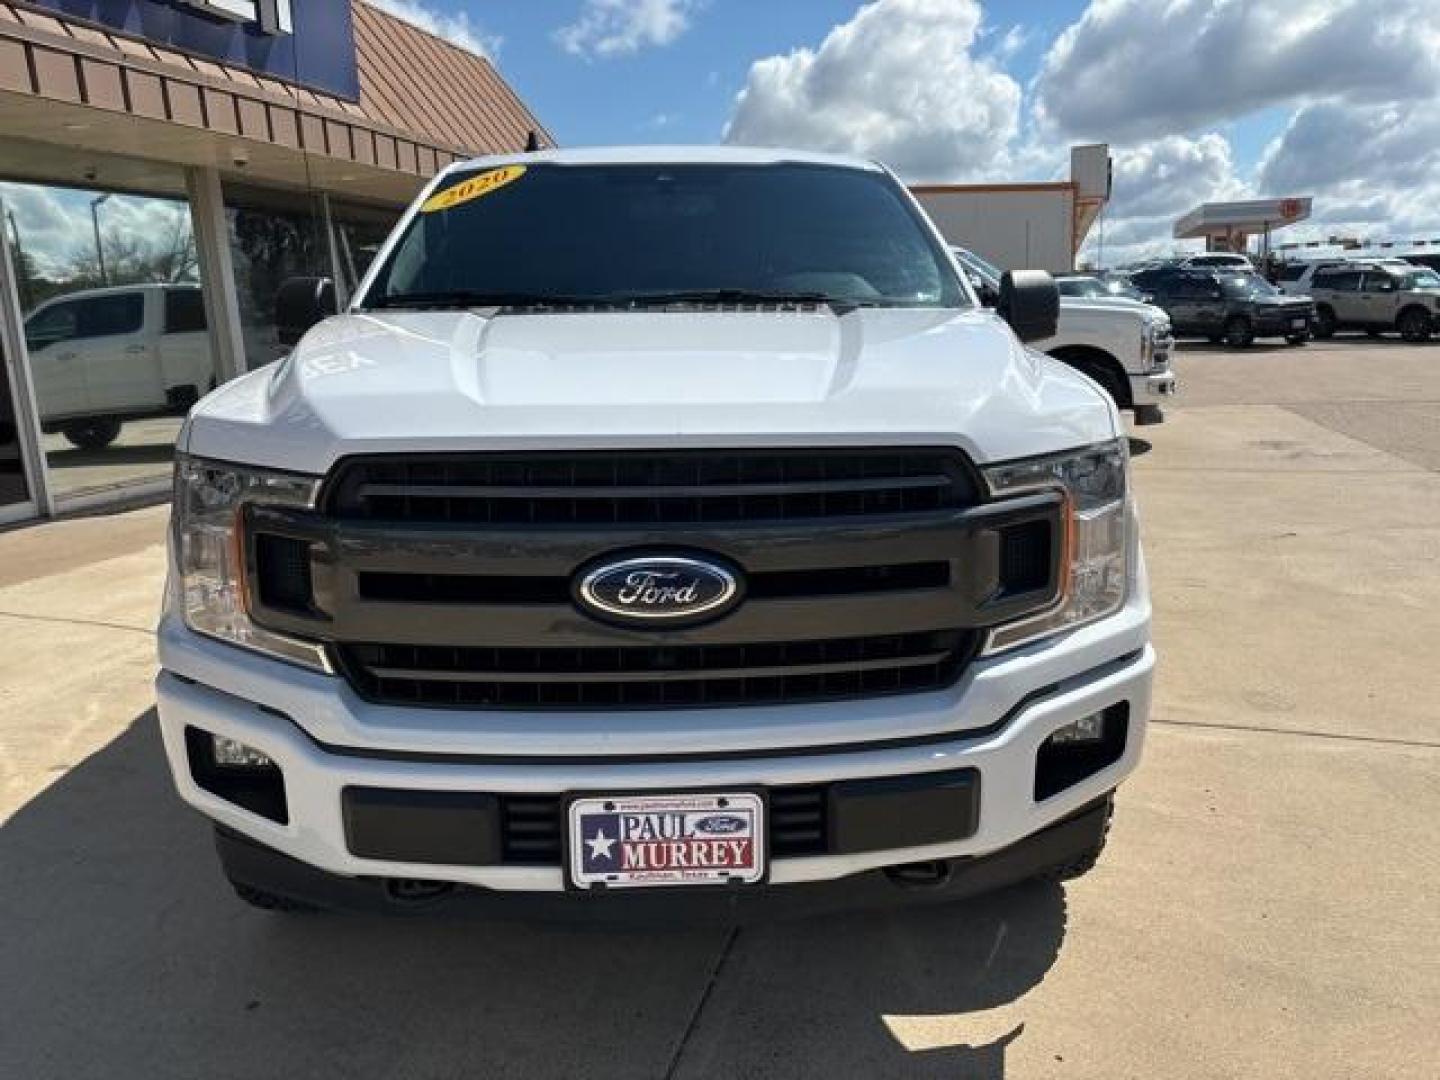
[
  {"x1": 1033, "y1": 796, "x2": 1113, "y2": 883},
  {"x1": 61, "y1": 417, "x2": 121, "y2": 450},
  {"x1": 1224, "y1": 315, "x2": 1254, "y2": 348},
  {"x1": 1313, "y1": 306, "x2": 1337, "y2": 339},
  {"x1": 1398, "y1": 307, "x2": 1432, "y2": 342}
]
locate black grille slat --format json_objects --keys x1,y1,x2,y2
[
  {"x1": 338, "y1": 631, "x2": 976, "y2": 711},
  {"x1": 356, "y1": 561, "x2": 950, "y2": 605},
  {"x1": 328, "y1": 449, "x2": 978, "y2": 526}
]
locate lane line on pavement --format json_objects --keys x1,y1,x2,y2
[
  {"x1": 1152, "y1": 718, "x2": 1439, "y2": 750},
  {"x1": 664, "y1": 925, "x2": 740, "y2": 1080},
  {"x1": 0, "y1": 610, "x2": 154, "y2": 637}
]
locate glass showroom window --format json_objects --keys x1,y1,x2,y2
[
  {"x1": 2, "y1": 180, "x2": 215, "y2": 501},
  {"x1": 224, "y1": 182, "x2": 329, "y2": 371}
]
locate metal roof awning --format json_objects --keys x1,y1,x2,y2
[
  {"x1": 1174, "y1": 198, "x2": 1312, "y2": 239},
  {"x1": 0, "y1": 0, "x2": 553, "y2": 203}
]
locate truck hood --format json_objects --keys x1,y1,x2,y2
[
  {"x1": 1061, "y1": 296, "x2": 1168, "y2": 320},
  {"x1": 185, "y1": 307, "x2": 1116, "y2": 474}
]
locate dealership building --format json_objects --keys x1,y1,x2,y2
[{"x1": 0, "y1": 0, "x2": 549, "y2": 523}]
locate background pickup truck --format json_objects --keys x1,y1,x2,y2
[
  {"x1": 23, "y1": 283, "x2": 212, "y2": 449},
  {"x1": 952, "y1": 247, "x2": 1176, "y2": 425}
]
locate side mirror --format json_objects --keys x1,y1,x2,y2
[
  {"x1": 275, "y1": 276, "x2": 337, "y2": 346},
  {"x1": 998, "y1": 270, "x2": 1059, "y2": 343}
]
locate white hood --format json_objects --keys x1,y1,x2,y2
[
  {"x1": 1062, "y1": 296, "x2": 1167, "y2": 319},
  {"x1": 185, "y1": 307, "x2": 1116, "y2": 474}
]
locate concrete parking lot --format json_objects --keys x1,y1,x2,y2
[{"x1": 1, "y1": 336, "x2": 1437, "y2": 1078}]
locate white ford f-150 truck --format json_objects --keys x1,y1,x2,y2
[
  {"x1": 952, "y1": 247, "x2": 1177, "y2": 426},
  {"x1": 157, "y1": 148, "x2": 1154, "y2": 917}
]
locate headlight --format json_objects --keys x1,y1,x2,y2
[
  {"x1": 173, "y1": 455, "x2": 329, "y2": 671},
  {"x1": 981, "y1": 439, "x2": 1130, "y2": 653}
]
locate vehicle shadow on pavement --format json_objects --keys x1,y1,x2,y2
[{"x1": 0, "y1": 711, "x2": 1065, "y2": 1080}]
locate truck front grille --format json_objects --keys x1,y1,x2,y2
[
  {"x1": 325, "y1": 448, "x2": 977, "y2": 525},
  {"x1": 246, "y1": 448, "x2": 1065, "y2": 713},
  {"x1": 336, "y1": 630, "x2": 977, "y2": 710}
]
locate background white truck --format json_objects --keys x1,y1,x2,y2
[
  {"x1": 23, "y1": 283, "x2": 211, "y2": 448},
  {"x1": 952, "y1": 247, "x2": 1176, "y2": 425}
]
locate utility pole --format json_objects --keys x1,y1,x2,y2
[{"x1": 90, "y1": 192, "x2": 111, "y2": 284}]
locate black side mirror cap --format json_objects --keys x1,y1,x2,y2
[
  {"x1": 998, "y1": 270, "x2": 1059, "y2": 343},
  {"x1": 275, "y1": 276, "x2": 337, "y2": 347}
]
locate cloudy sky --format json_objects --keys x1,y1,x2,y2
[
  {"x1": 6, "y1": 0, "x2": 1439, "y2": 272},
  {"x1": 401, "y1": 0, "x2": 1440, "y2": 264}
]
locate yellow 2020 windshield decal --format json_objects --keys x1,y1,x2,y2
[{"x1": 420, "y1": 165, "x2": 527, "y2": 213}]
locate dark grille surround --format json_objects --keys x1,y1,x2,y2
[{"x1": 244, "y1": 448, "x2": 1066, "y2": 712}]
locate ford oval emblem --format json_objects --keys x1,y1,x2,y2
[
  {"x1": 577, "y1": 554, "x2": 742, "y2": 624},
  {"x1": 694, "y1": 814, "x2": 748, "y2": 835}
]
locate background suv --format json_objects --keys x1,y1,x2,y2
[
  {"x1": 1131, "y1": 267, "x2": 1313, "y2": 348},
  {"x1": 1304, "y1": 262, "x2": 1440, "y2": 341}
]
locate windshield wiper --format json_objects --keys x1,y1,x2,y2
[
  {"x1": 613, "y1": 288, "x2": 859, "y2": 311},
  {"x1": 363, "y1": 290, "x2": 610, "y2": 310}
]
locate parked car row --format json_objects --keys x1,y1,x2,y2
[{"x1": 1091, "y1": 251, "x2": 1440, "y2": 348}]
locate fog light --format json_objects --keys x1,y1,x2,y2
[
  {"x1": 212, "y1": 735, "x2": 274, "y2": 769},
  {"x1": 1035, "y1": 703, "x2": 1130, "y2": 801},
  {"x1": 1049, "y1": 712, "x2": 1107, "y2": 745}
]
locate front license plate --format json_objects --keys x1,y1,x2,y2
[
  {"x1": 1291, "y1": 318, "x2": 1308, "y2": 329},
  {"x1": 567, "y1": 792, "x2": 765, "y2": 890}
]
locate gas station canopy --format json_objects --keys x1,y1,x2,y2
[{"x1": 1174, "y1": 197, "x2": 1313, "y2": 251}]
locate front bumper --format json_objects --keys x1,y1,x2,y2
[
  {"x1": 1254, "y1": 310, "x2": 1313, "y2": 335},
  {"x1": 156, "y1": 630, "x2": 1154, "y2": 893},
  {"x1": 1130, "y1": 370, "x2": 1177, "y2": 402},
  {"x1": 213, "y1": 794, "x2": 1114, "y2": 920}
]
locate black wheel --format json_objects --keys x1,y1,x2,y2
[
  {"x1": 1398, "y1": 307, "x2": 1432, "y2": 343},
  {"x1": 229, "y1": 878, "x2": 319, "y2": 914},
  {"x1": 1224, "y1": 315, "x2": 1254, "y2": 348},
  {"x1": 1034, "y1": 797, "x2": 1113, "y2": 883},
  {"x1": 1062, "y1": 355, "x2": 1126, "y2": 408},
  {"x1": 1313, "y1": 306, "x2": 1337, "y2": 339},
  {"x1": 60, "y1": 417, "x2": 122, "y2": 450}
]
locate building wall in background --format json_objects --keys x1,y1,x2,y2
[{"x1": 913, "y1": 185, "x2": 1076, "y2": 273}]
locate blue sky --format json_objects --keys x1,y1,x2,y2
[{"x1": 458, "y1": 1, "x2": 1279, "y2": 178}]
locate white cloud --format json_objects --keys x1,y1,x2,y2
[
  {"x1": 556, "y1": 0, "x2": 698, "y2": 59},
  {"x1": 1034, "y1": 0, "x2": 1440, "y2": 143},
  {"x1": 715, "y1": 0, "x2": 1440, "y2": 260},
  {"x1": 365, "y1": 0, "x2": 501, "y2": 60},
  {"x1": 1257, "y1": 100, "x2": 1440, "y2": 243},
  {"x1": 1082, "y1": 134, "x2": 1249, "y2": 266},
  {"x1": 723, "y1": 0, "x2": 1022, "y2": 182}
]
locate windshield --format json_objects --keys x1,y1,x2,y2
[
  {"x1": 363, "y1": 162, "x2": 964, "y2": 309},
  {"x1": 1220, "y1": 274, "x2": 1279, "y2": 298},
  {"x1": 1056, "y1": 276, "x2": 1108, "y2": 298},
  {"x1": 1403, "y1": 269, "x2": 1440, "y2": 289}
]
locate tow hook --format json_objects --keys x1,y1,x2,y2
[
  {"x1": 885, "y1": 860, "x2": 953, "y2": 889},
  {"x1": 385, "y1": 878, "x2": 456, "y2": 904}
]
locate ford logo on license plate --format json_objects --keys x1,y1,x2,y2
[{"x1": 576, "y1": 553, "x2": 742, "y2": 624}]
